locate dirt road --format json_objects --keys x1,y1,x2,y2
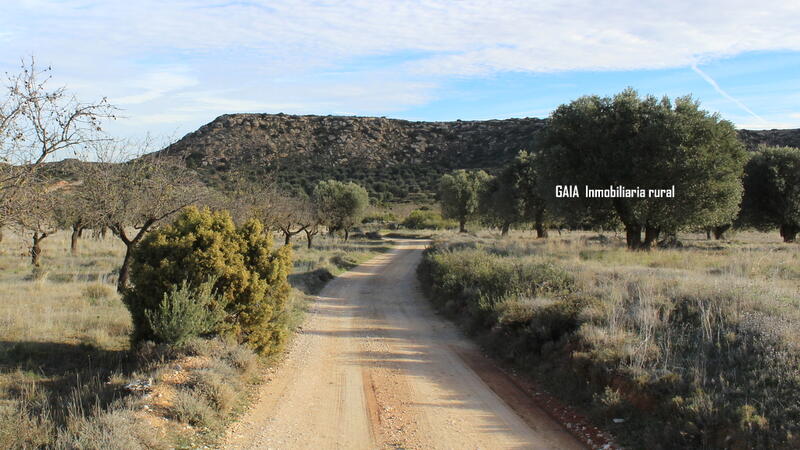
[{"x1": 225, "y1": 239, "x2": 583, "y2": 449}]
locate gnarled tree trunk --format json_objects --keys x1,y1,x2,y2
[
  {"x1": 713, "y1": 224, "x2": 731, "y2": 240},
  {"x1": 459, "y1": 220, "x2": 467, "y2": 233},
  {"x1": 780, "y1": 224, "x2": 799, "y2": 242},
  {"x1": 642, "y1": 226, "x2": 661, "y2": 249},
  {"x1": 31, "y1": 232, "x2": 48, "y2": 266},
  {"x1": 70, "y1": 224, "x2": 83, "y2": 256},
  {"x1": 625, "y1": 223, "x2": 642, "y2": 249},
  {"x1": 500, "y1": 222, "x2": 510, "y2": 236}
]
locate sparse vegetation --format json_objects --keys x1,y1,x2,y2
[
  {"x1": 0, "y1": 219, "x2": 392, "y2": 448},
  {"x1": 419, "y1": 231, "x2": 800, "y2": 448}
]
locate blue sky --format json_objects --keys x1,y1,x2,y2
[{"x1": 2, "y1": 0, "x2": 799, "y2": 142}]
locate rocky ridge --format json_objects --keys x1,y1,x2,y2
[{"x1": 160, "y1": 113, "x2": 800, "y2": 174}]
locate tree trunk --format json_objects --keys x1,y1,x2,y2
[
  {"x1": 713, "y1": 224, "x2": 731, "y2": 240},
  {"x1": 70, "y1": 225, "x2": 82, "y2": 256},
  {"x1": 625, "y1": 224, "x2": 642, "y2": 249},
  {"x1": 117, "y1": 243, "x2": 134, "y2": 292},
  {"x1": 459, "y1": 220, "x2": 467, "y2": 233},
  {"x1": 706, "y1": 229, "x2": 712, "y2": 239},
  {"x1": 500, "y1": 222, "x2": 510, "y2": 236},
  {"x1": 31, "y1": 233, "x2": 44, "y2": 266},
  {"x1": 535, "y1": 222, "x2": 548, "y2": 238},
  {"x1": 642, "y1": 226, "x2": 661, "y2": 249},
  {"x1": 0, "y1": 228, "x2": 3, "y2": 245},
  {"x1": 284, "y1": 232, "x2": 292, "y2": 246},
  {"x1": 344, "y1": 228, "x2": 350, "y2": 241},
  {"x1": 306, "y1": 233, "x2": 314, "y2": 249},
  {"x1": 780, "y1": 224, "x2": 799, "y2": 243}
]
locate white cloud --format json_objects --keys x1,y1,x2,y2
[
  {"x1": 2, "y1": 0, "x2": 799, "y2": 136},
  {"x1": 4, "y1": 1, "x2": 800, "y2": 74},
  {"x1": 114, "y1": 70, "x2": 198, "y2": 105}
]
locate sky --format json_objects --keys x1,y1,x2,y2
[{"x1": 2, "y1": 0, "x2": 799, "y2": 143}]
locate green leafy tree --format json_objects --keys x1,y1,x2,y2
[
  {"x1": 540, "y1": 88, "x2": 746, "y2": 249},
  {"x1": 311, "y1": 180, "x2": 369, "y2": 241},
  {"x1": 439, "y1": 169, "x2": 491, "y2": 233},
  {"x1": 480, "y1": 151, "x2": 550, "y2": 237},
  {"x1": 125, "y1": 207, "x2": 292, "y2": 354},
  {"x1": 740, "y1": 145, "x2": 800, "y2": 242}
]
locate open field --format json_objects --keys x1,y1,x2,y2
[
  {"x1": 418, "y1": 230, "x2": 800, "y2": 449},
  {"x1": 0, "y1": 229, "x2": 393, "y2": 448}
]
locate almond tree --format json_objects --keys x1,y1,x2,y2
[
  {"x1": 82, "y1": 151, "x2": 204, "y2": 291},
  {"x1": 273, "y1": 194, "x2": 311, "y2": 245},
  {"x1": 12, "y1": 178, "x2": 62, "y2": 266},
  {"x1": 1, "y1": 58, "x2": 114, "y2": 225}
]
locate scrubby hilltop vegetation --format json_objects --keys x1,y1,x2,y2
[{"x1": 153, "y1": 112, "x2": 800, "y2": 203}]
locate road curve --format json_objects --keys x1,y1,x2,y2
[{"x1": 225, "y1": 239, "x2": 583, "y2": 450}]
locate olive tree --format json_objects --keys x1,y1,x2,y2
[
  {"x1": 439, "y1": 169, "x2": 491, "y2": 233},
  {"x1": 740, "y1": 145, "x2": 800, "y2": 242},
  {"x1": 480, "y1": 151, "x2": 550, "y2": 237},
  {"x1": 311, "y1": 180, "x2": 369, "y2": 241},
  {"x1": 540, "y1": 89, "x2": 746, "y2": 249}
]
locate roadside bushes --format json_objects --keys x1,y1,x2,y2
[
  {"x1": 418, "y1": 237, "x2": 800, "y2": 448},
  {"x1": 401, "y1": 209, "x2": 457, "y2": 230},
  {"x1": 124, "y1": 207, "x2": 292, "y2": 355}
]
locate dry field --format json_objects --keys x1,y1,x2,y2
[
  {"x1": 419, "y1": 229, "x2": 800, "y2": 449},
  {"x1": 0, "y1": 229, "x2": 392, "y2": 448}
]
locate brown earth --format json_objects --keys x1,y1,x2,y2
[{"x1": 224, "y1": 240, "x2": 585, "y2": 450}]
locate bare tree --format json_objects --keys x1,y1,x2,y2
[
  {"x1": 12, "y1": 178, "x2": 63, "y2": 266},
  {"x1": 82, "y1": 147, "x2": 204, "y2": 291},
  {"x1": 221, "y1": 174, "x2": 281, "y2": 226},
  {"x1": 1, "y1": 58, "x2": 114, "y2": 223},
  {"x1": 53, "y1": 187, "x2": 92, "y2": 255},
  {"x1": 273, "y1": 194, "x2": 311, "y2": 245}
]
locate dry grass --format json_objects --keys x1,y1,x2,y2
[
  {"x1": 0, "y1": 227, "x2": 392, "y2": 448},
  {"x1": 420, "y1": 230, "x2": 800, "y2": 449}
]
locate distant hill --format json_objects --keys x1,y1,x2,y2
[
  {"x1": 737, "y1": 128, "x2": 800, "y2": 150},
  {"x1": 44, "y1": 114, "x2": 800, "y2": 204},
  {"x1": 157, "y1": 114, "x2": 547, "y2": 202},
  {"x1": 157, "y1": 113, "x2": 800, "y2": 203}
]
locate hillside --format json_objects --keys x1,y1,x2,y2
[
  {"x1": 158, "y1": 114, "x2": 547, "y2": 202},
  {"x1": 157, "y1": 113, "x2": 800, "y2": 202}
]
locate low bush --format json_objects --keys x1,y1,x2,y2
[
  {"x1": 145, "y1": 280, "x2": 223, "y2": 346},
  {"x1": 401, "y1": 209, "x2": 457, "y2": 230},
  {"x1": 170, "y1": 388, "x2": 218, "y2": 429},
  {"x1": 125, "y1": 207, "x2": 292, "y2": 355},
  {"x1": 418, "y1": 237, "x2": 800, "y2": 449}
]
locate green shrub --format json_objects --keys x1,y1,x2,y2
[
  {"x1": 401, "y1": 209, "x2": 456, "y2": 230},
  {"x1": 361, "y1": 212, "x2": 397, "y2": 224},
  {"x1": 125, "y1": 207, "x2": 292, "y2": 355},
  {"x1": 144, "y1": 281, "x2": 223, "y2": 346}
]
